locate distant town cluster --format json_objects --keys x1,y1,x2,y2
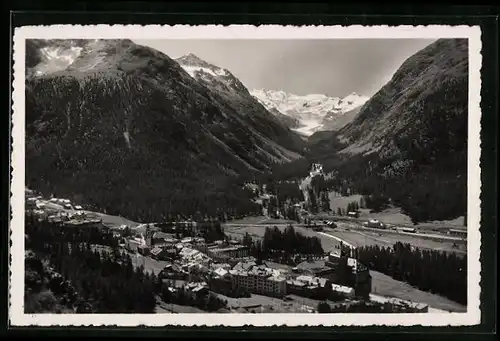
[{"x1": 24, "y1": 186, "x2": 445, "y2": 314}]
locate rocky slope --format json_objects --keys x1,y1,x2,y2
[
  {"x1": 251, "y1": 89, "x2": 369, "y2": 135},
  {"x1": 25, "y1": 39, "x2": 304, "y2": 221},
  {"x1": 175, "y1": 53, "x2": 305, "y2": 154}
]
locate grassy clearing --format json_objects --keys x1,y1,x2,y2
[
  {"x1": 357, "y1": 207, "x2": 465, "y2": 231},
  {"x1": 370, "y1": 271, "x2": 466, "y2": 312},
  {"x1": 83, "y1": 211, "x2": 140, "y2": 229},
  {"x1": 327, "y1": 227, "x2": 467, "y2": 255},
  {"x1": 328, "y1": 192, "x2": 363, "y2": 212},
  {"x1": 328, "y1": 192, "x2": 466, "y2": 231}
]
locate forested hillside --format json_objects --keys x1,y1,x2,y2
[{"x1": 25, "y1": 39, "x2": 304, "y2": 222}]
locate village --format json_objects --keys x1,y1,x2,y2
[{"x1": 24, "y1": 187, "x2": 434, "y2": 314}]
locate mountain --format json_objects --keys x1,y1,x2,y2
[
  {"x1": 338, "y1": 38, "x2": 468, "y2": 160},
  {"x1": 309, "y1": 38, "x2": 469, "y2": 224},
  {"x1": 175, "y1": 54, "x2": 305, "y2": 152},
  {"x1": 250, "y1": 89, "x2": 369, "y2": 135},
  {"x1": 25, "y1": 39, "x2": 304, "y2": 222}
]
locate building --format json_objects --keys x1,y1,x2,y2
[
  {"x1": 292, "y1": 275, "x2": 332, "y2": 298},
  {"x1": 347, "y1": 258, "x2": 372, "y2": 298},
  {"x1": 286, "y1": 279, "x2": 308, "y2": 295},
  {"x1": 232, "y1": 260, "x2": 256, "y2": 272},
  {"x1": 137, "y1": 245, "x2": 150, "y2": 256},
  {"x1": 178, "y1": 247, "x2": 212, "y2": 266},
  {"x1": 186, "y1": 282, "x2": 209, "y2": 297},
  {"x1": 296, "y1": 260, "x2": 339, "y2": 282},
  {"x1": 60, "y1": 218, "x2": 110, "y2": 240},
  {"x1": 331, "y1": 284, "x2": 355, "y2": 298},
  {"x1": 347, "y1": 211, "x2": 360, "y2": 218},
  {"x1": 230, "y1": 265, "x2": 287, "y2": 297},
  {"x1": 397, "y1": 227, "x2": 416, "y2": 233},
  {"x1": 210, "y1": 246, "x2": 249, "y2": 259},
  {"x1": 371, "y1": 296, "x2": 428, "y2": 313},
  {"x1": 364, "y1": 219, "x2": 385, "y2": 228},
  {"x1": 25, "y1": 198, "x2": 38, "y2": 210},
  {"x1": 326, "y1": 248, "x2": 342, "y2": 268},
  {"x1": 126, "y1": 239, "x2": 142, "y2": 253},
  {"x1": 159, "y1": 263, "x2": 187, "y2": 280}
]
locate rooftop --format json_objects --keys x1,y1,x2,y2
[
  {"x1": 286, "y1": 280, "x2": 307, "y2": 287},
  {"x1": 268, "y1": 276, "x2": 286, "y2": 283},
  {"x1": 331, "y1": 284, "x2": 355, "y2": 294},
  {"x1": 233, "y1": 261, "x2": 256, "y2": 272},
  {"x1": 211, "y1": 246, "x2": 247, "y2": 253},
  {"x1": 153, "y1": 232, "x2": 173, "y2": 240}
]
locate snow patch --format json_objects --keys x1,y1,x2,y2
[
  {"x1": 181, "y1": 65, "x2": 227, "y2": 78},
  {"x1": 251, "y1": 89, "x2": 369, "y2": 136},
  {"x1": 123, "y1": 131, "x2": 131, "y2": 149}
]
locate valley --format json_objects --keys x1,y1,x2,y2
[{"x1": 23, "y1": 37, "x2": 469, "y2": 315}]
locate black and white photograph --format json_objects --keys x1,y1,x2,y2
[{"x1": 10, "y1": 25, "x2": 482, "y2": 327}]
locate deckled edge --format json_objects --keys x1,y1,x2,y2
[{"x1": 10, "y1": 24, "x2": 483, "y2": 327}]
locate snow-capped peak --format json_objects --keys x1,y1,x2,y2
[
  {"x1": 250, "y1": 89, "x2": 369, "y2": 136},
  {"x1": 33, "y1": 43, "x2": 84, "y2": 75},
  {"x1": 176, "y1": 53, "x2": 228, "y2": 78}
]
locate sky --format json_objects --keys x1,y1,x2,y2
[{"x1": 136, "y1": 39, "x2": 436, "y2": 98}]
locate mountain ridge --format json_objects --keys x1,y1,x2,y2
[
  {"x1": 25, "y1": 39, "x2": 304, "y2": 221},
  {"x1": 251, "y1": 88, "x2": 369, "y2": 135},
  {"x1": 306, "y1": 38, "x2": 468, "y2": 224}
]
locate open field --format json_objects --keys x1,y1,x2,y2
[
  {"x1": 327, "y1": 192, "x2": 466, "y2": 232},
  {"x1": 328, "y1": 192, "x2": 363, "y2": 212},
  {"x1": 325, "y1": 226, "x2": 467, "y2": 255},
  {"x1": 356, "y1": 207, "x2": 466, "y2": 232},
  {"x1": 370, "y1": 271, "x2": 466, "y2": 312},
  {"x1": 83, "y1": 210, "x2": 140, "y2": 229},
  {"x1": 35, "y1": 198, "x2": 141, "y2": 229}
]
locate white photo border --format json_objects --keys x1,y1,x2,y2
[{"x1": 10, "y1": 24, "x2": 482, "y2": 327}]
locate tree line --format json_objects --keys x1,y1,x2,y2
[
  {"x1": 355, "y1": 242, "x2": 467, "y2": 305},
  {"x1": 26, "y1": 218, "x2": 157, "y2": 313},
  {"x1": 241, "y1": 225, "x2": 324, "y2": 264}
]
